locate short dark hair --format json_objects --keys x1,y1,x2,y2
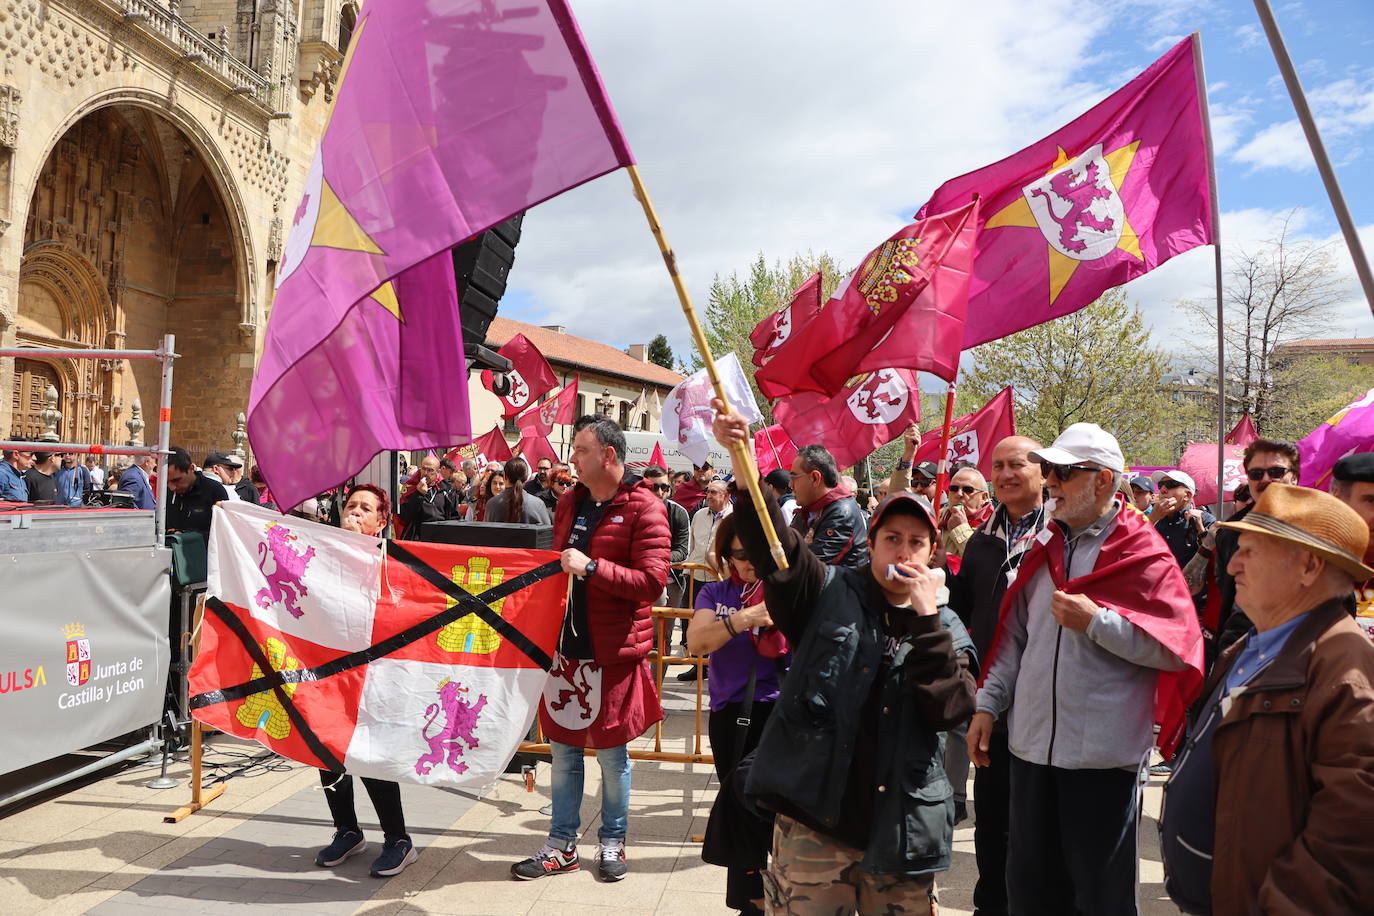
[
  {"x1": 576, "y1": 417, "x2": 626, "y2": 464},
  {"x1": 643, "y1": 464, "x2": 669, "y2": 479},
  {"x1": 167, "y1": 447, "x2": 194, "y2": 472},
  {"x1": 439, "y1": 458, "x2": 456, "y2": 471},
  {"x1": 1243, "y1": 438, "x2": 1301, "y2": 479},
  {"x1": 796, "y1": 444, "x2": 839, "y2": 488}
]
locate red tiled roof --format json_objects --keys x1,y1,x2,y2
[
  {"x1": 485, "y1": 317, "x2": 683, "y2": 388},
  {"x1": 1277, "y1": 338, "x2": 1374, "y2": 350}
]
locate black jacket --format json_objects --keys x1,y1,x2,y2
[
  {"x1": 736, "y1": 488, "x2": 976, "y2": 876},
  {"x1": 234, "y1": 478, "x2": 261, "y2": 506},
  {"x1": 665, "y1": 498, "x2": 691, "y2": 584},
  {"x1": 946, "y1": 504, "x2": 1048, "y2": 660},
  {"x1": 400, "y1": 485, "x2": 455, "y2": 528},
  {"x1": 789, "y1": 492, "x2": 870, "y2": 568},
  {"x1": 167, "y1": 471, "x2": 229, "y2": 535}
]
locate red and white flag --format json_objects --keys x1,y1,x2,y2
[
  {"x1": 750, "y1": 273, "x2": 823, "y2": 368},
  {"x1": 466, "y1": 426, "x2": 513, "y2": 468},
  {"x1": 516, "y1": 376, "x2": 579, "y2": 439},
  {"x1": 754, "y1": 425, "x2": 799, "y2": 475},
  {"x1": 912, "y1": 387, "x2": 1016, "y2": 478},
  {"x1": 482, "y1": 334, "x2": 559, "y2": 419},
  {"x1": 756, "y1": 200, "x2": 979, "y2": 399},
  {"x1": 773, "y1": 368, "x2": 921, "y2": 471},
  {"x1": 189, "y1": 503, "x2": 567, "y2": 786}
]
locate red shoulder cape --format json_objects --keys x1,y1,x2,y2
[{"x1": 979, "y1": 501, "x2": 1204, "y2": 760}]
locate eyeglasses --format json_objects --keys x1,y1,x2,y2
[
  {"x1": 1246, "y1": 465, "x2": 1290, "y2": 481},
  {"x1": 1035, "y1": 459, "x2": 1100, "y2": 482},
  {"x1": 728, "y1": 549, "x2": 749, "y2": 561},
  {"x1": 949, "y1": 484, "x2": 981, "y2": 496},
  {"x1": 537, "y1": 465, "x2": 551, "y2": 472}
]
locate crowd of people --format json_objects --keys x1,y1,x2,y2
[{"x1": 10, "y1": 408, "x2": 1373, "y2": 914}]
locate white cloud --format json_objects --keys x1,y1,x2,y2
[
  {"x1": 1232, "y1": 119, "x2": 1313, "y2": 171},
  {"x1": 504, "y1": 0, "x2": 1111, "y2": 360},
  {"x1": 1233, "y1": 23, "x2": 1263, "y2": 50}
]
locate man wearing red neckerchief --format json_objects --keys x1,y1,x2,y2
[{"x1": 966, "y1": 423, "x2": 1203, "y2": 916}]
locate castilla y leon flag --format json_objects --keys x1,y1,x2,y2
[
  {"x1": 912, "y1": 386, "x2": 1016, "y2": 478},
  {"x1": 515, "y1": 376, "x2": 579, "y2": 439},
  {"x1": 917, "y1": 35, "x2": 1213, "y2": 349},
  {"x1": 755, "y1": 200, "x2": 980, "y2": 400},
  {"x1": 772, "y1": 368, "x2": 921, "y2": 471},
  {"x1": 248, "y1": 0, "x2": 634, "y2": 513},
  {"x1": 189, "y1": 502, "x2": 568, "y2": 785},
  {"x1": 750, "y1": 272, "x2": 823, "y2": 368},
  {"x1": 482, "y1": 334, "x2": 559, "y2": 419}
]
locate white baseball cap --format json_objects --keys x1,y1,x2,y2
[
  {"x1": 1031, "y1": 423, "x2": 1125, "y2": 474},
  {"x1": 1160, "y1": 469, "x2": 1196, "y2": 494}
]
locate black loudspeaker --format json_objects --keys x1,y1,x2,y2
[
  {"x1": 420, "y1": 519, "x2": 553, "y2": 551},
  {"x1": 454, "y1": 214, "x2": 524, "y2": 378}
]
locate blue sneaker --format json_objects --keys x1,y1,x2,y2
[
  {"x1": 370, "y1": 835, "x2": 417, "y2": 877},
  {"x1": 315, "y1": 829, "x2": 366, "y2": 867}
]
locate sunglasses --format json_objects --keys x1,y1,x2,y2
[
  {"x1": 728, "y1": 549, "x2": 750, "y2": 561},
  {"x1": 1246, "y1": 465, "x2": 1290, "y2": 481},
  {"x1": 948, "y1": 485, "x2": 982, "y2": 496},
  {"x1": 1036, "y1": 459, "x2": 1100, "y2": 482},
  {"x1": 651, "y1": 483, "x2": 672, "y2": 493}
]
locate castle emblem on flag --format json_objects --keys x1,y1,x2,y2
[
  {"x1": 62, "y1": 622, "x2": 91, "y2": 687},
  {"x1": 415, "y1": 679, "x2": 489, "y2": 776},
  {"x1": 438, "y1": 557, "x2": 507, "y2": 654},
  {"x1": 846, "y1": 369, "x2": 910, "y2": 425},
  {"x1": 856, "y1": 237, "x2": 922, "y2": 315},
  {"x1": 1024, "y1": 144, "x2": 1126, "y2": 261},
  {"x1": 256, "y1": 522, "x2": 316, "y2": 619},
  {"x1": 234, "y1": 638, "x2": 300, "y2": 739}
]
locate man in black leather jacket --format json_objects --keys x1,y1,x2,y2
[{"x1": 789, "y1": 444, "x2": 869, "y2": 569}]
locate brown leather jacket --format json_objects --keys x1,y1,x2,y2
[{"x1": 1210, "y1": 598, "x2": 1374, "y2": 915}]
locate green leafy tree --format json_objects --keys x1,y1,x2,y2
[
  {"x1": 962, "y1": 289, "x2": 1173, "y2": 465},
  {"x1": 646, "y1": 334, "x2": 675, "y2": 370},
  {"x1": 694, "y1": 251, "x2": 847, "y2": 424}
]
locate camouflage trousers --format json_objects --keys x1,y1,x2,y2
[{"x1": 763, "y1": 815, "x2": 938, "y2": 916}]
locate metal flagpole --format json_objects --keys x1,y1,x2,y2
[
  {"x1": 626, "y1": 165, "x2": 788, "y2": 569},
  {"x1": 932, "y1": 381, "x2": 958, "y2": 518},
  {"x1": 1193, "y1": 34, "x2": 1227, "y2": 518},
  {"x1": 1253, "y1": 0, "x2": 1374, "y2": 317}
]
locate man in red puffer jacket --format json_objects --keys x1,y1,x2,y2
[{"x1": 511, "y1": 416, "x2": 670, "y2": 885}]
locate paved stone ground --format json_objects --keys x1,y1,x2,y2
[{"x1": 0, "y1": 672, "x2": 1184, "y2": 915}]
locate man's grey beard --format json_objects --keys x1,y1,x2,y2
[{"x1": 1051, "y1": 483, "x2": 1102, "y2": 528}]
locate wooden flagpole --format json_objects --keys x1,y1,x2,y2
[
  {"x1": 1193, "y1": 32, "x2": 1227, "y2": 518},
  {"x1": 932, "y1": 381, "x2": 958, "y2": 518},
  {"x1": 626, "y1": 165, "x2": 788, "y2": 569},
  {"x1": 165, "y1": 595, "x2": 226, "y2": 823}
]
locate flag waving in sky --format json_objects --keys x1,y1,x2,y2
[
  {"x1": 917, "y1": 35, "x2": 1212, "y2": 349},
  {"x1": 911, "y1": 387, "x2": 1016, "y2": 479},
  {"x1": 773, "y1": 368, "x2": 921, "y2": 472},
  {"x1": 751, "y1": 273, "x2": 823, "y2": 368},
  {"x1": 248, "y1": 0, "x2": 634, "y2": 513},
  {"x1": 516, "y1": 377, "x2": 580, "y2": 439},
  {"x1": 189, "y1": 503, "x2": 568, "y2": 785},
  {"x1": 755, "y1": 199, "x2": 980, "y2": 399}
]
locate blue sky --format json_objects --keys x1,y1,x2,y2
[{"x1": 495, "y1": 0, "x2": 1374, "y2": 375}]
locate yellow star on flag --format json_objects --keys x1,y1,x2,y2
[{"x1": 983, "y1": 141, "x2": 1143, "y2": 304}]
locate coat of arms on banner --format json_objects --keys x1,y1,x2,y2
[
  {"x1": 948, "y1": 430, "x2": 981, "y2": 466},
  {"x1": 62, "y1": 623, "x2": 91, "y2": 687},
  {"x1": 1023, "y1": 143, "x2": 1126, "y2": 261},
  {"x1": 846, "y1": 369, "x2": 909, "y2": 425},
  {"x1": 543, "y1": 656, "x2": 603, "y2": 730},
  {"x1": 256, "y1": 521, "x2": 316, "y2": 619}
]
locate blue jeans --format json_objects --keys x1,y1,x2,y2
[{"x1": 549, "y1": 740, "x2": 631, "y2": 844}]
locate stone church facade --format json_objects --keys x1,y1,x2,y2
[{"x1": 0, "y1": 0, "x2": 357, "y2": 458}]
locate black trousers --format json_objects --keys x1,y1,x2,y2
[
  {"x1": 706, "y1": 701, "x2": 775, "y2": 912},
  {"x1": 1007, "y1": 755, "x2": 1141, "y2": 916},
  {"x1": 319, "y1": 770, "x2": 407, "y2": 839},
  {"x1": 972, "y1": 727, "x2": 1012, "y2": 916}
]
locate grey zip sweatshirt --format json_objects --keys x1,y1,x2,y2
[{"x1": 975, "y1": 502, "x2": 1187, "y2": 770}]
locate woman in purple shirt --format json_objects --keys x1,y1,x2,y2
[{"x1": 689, "y1": 513, "x2": 783, "y2": 916}]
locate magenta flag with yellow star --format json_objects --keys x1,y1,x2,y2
[
  {"x1": 916, "y1": 35, "x2": 1212, "y2": 349},
  {"x1": 249, "y1": 0, "x2": 634, "y2": 513}
]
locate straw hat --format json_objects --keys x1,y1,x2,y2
[{"x1": 1218, "y1": 482, "x2": 1374, "y2": 580}]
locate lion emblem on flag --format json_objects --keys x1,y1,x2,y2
[
  {"x1": 543, "y1": 655, "x2": 602, "y2": 729},
  {"x1": 415, "y1": 679, "x2": 489, "y2": 776},
  {"x1": 1024, "y1": 143, "x2": 1125, "y2": 261},
  {"x1": 846, "y1": 369, "x2": 909, "y2": 425},
  {"x1": 256, "y1": 522, "x2": 316, "y2": 619}
]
